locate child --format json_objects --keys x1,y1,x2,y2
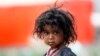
[{"x1": 33, "y1": 8, "x2": 77, "y2": 56}]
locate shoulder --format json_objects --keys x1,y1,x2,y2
[
  {"x1": 60, "y1": 47, "x2": 77, "y2": 56},
  {"x1": 44, "y1": 53, "x2": 47, "y2": 56}
]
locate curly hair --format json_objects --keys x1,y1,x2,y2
[{"x1": 34, "y1": 8, "x2": 77, "y2": 44}]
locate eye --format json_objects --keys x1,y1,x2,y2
[
  {"x1": 43, "y1": 31, "x2": 49, "y2": 35},
  {"x1": 54, "y1": 31, "x2": 60, "y2": 35}
]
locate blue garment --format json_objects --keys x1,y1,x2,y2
[{"x1": 44, "y1": 46, "x2": 76, "y2": 56}]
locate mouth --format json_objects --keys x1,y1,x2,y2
[{"x1": 48, "y1": 42, "x2": 55, "y2": 45}]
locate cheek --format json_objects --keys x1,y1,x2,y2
[
  {"x1": 55, "y1": 37, "x2": 63, "y2": 43},
  {"x1": 43, "y1": 38, "x2": 49, "y2": 44}
]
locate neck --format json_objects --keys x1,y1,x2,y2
[{"x1": 51, "y1": 43, "x2": 65, "y2": 50}]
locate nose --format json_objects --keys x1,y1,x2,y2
[{"x1": 48, "y1": 34, "x2": 54, "y2": 39}]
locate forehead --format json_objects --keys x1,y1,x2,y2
[{"x1": 43, "y1": 25, "x2": 62, "y2": 32}]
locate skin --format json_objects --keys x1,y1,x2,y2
[{"x1": 41, "y1": 25, "x2": 65, "y2": 49}]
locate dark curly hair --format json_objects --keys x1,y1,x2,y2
[{"x1": 34, "y1": 8, "x2": 77, "y2": 44}]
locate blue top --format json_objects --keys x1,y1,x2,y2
[{"x1": 44, "y1": 46, "x2": 77, "y2": 56}]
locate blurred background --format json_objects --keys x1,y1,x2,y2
[{"x1": 0, "y1": 0, "x2": 100, "y2": 56}]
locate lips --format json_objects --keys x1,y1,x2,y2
[{"x1": 48, "y1": 42, "x2": 55, "y2": 45}]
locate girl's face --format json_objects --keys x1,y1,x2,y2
[{"x1": 42, "y1": 25, "x2": 64, "y2": 48}]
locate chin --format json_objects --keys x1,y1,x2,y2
[{"x1": 50, "y1": 45, "x2": 57, "y2": 48}]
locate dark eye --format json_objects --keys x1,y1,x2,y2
[
  {"x1": 54, "y1": 31, "x2": 60, "y2": 35},
  {"x1": 43, "y1": 31, "x2": 49, "y2": 35}
]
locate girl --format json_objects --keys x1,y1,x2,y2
[{"x1": 33, "y1": 8, "x2": 77, "y2": 56}]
